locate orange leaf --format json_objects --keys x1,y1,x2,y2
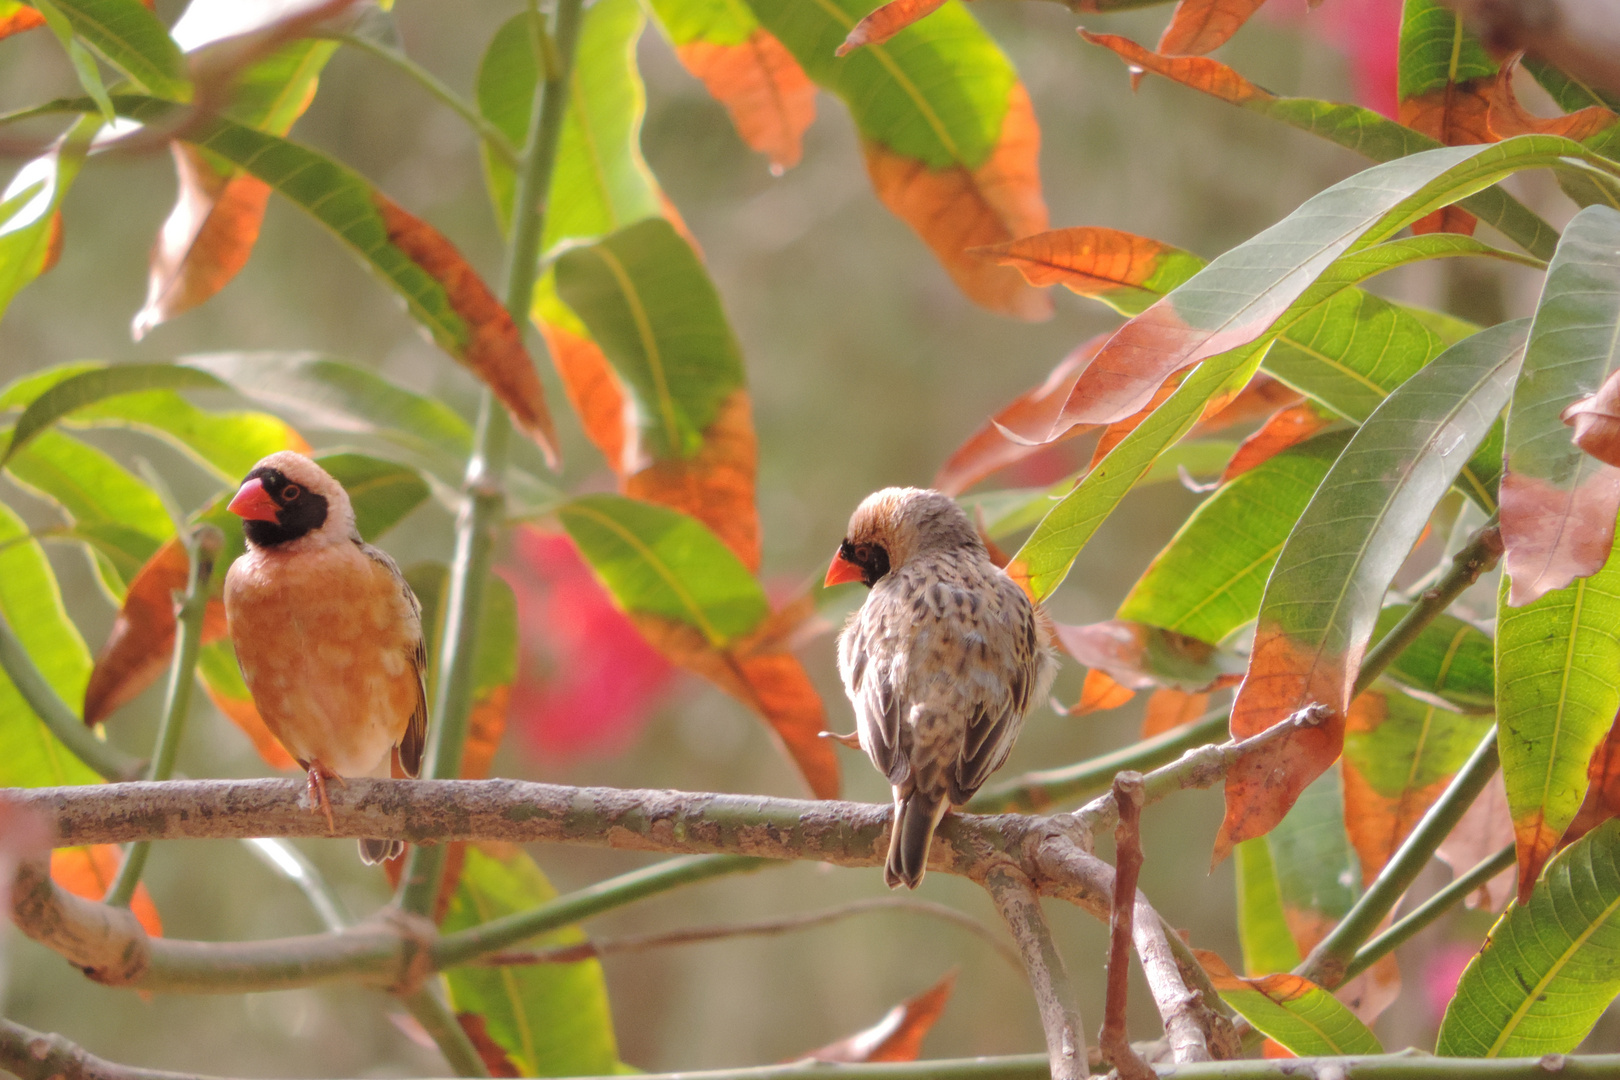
[
  {"x1": 132, "y1": 144, "x2": 272, "y2": 340},
  {"x1": 798, "y1": 970, "x2": 956, "y2": 1062},
  {"x1": 1215, "y1": 628, "x2": 1347, "y2": 860},
  {"x1": 1141, "y1": 688, "x2": 1210, "y2": 737},
  {"x1": 624, "y1": 390, "x2": 761, "y2": 571},
  {"x1": 1081, "y1": 31, "x2": 1274, "y2": 106},
  {"x1": 1065, "y1": 668, "x2": 1136, "y2": 715},
  {"x1": 1585, "y1": 709, "x2": 1620, "y2": 823},
  {"x1": 202, "y1": 679, "x2": 299, "y2": 771},
  {"x1": 863, "y1": 84, "x2": 1051, "y2": 322},
  {"x1": 1221, "y1": 401, "x2": 1335, "y2": 482},
  {"x1": 1563, "y1": 367, "x2": 1620, "y2": 469},
  {"x1": 977, "y1": 226, "x2": 1186, "y2": 297},
  {"x1": 0, "y1": 6, "x2": 43, "y2": 38},
  {"x1": 836, "y1": 0, "x2": 947, "y2": 56},
  {"x1": 536, "y1": 317, "x2": 634, "y2": 473},
  {"x1": 1156, "y1": 0, "x2": 1269, "y2": 57},
  {"x1": 933, "y1": 334, "x2": 1105, "y2": 495},
  {"x1": 84, "y1": 538, "x2": 230, "y2": 725},
  {"x1": 1089, "y1": 374, "x2": 1184, "y2": 470},
  {"x1": 1341, "y1": 692, "x2": 1453, "y2": 885},
  {"x1": 373, "y1": 195, "x2": 558, "y2": 463},
  {"x1": 631, "y1": 612, "x2": 839, "y2": 799},
  {"x1": 1398, "y1": 81, "x2": 1493, "y2": 236},
  {"x1": 1196, "y1": 374, "x2": 1302, "y2": 433},
  {"x1": 51, "y1": 845, "x2": 162, "y2": 936},
  {"x1": 677, "y1": 31, "x2": 817, "y2": 172},
  {"x1": 1487, "y1": 63, "x2": 1619, "y2": 141}
]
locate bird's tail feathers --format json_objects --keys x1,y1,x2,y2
[
  {"x1": 359, "y1": 838, "x2": 403, "y2": 864},
  {"x1": 884, "y1": 789, "x2": 947, "y2": 890}
]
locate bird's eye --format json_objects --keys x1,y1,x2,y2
[{"x1": 282, "y1": 484, "x2": 302, "y2": 501}]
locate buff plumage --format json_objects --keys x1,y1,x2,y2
[
  {"x1": 828, "y1": 487, "x2": 1056, "y2": 888},
  {"x1": 223, "y1": 451, "x2": 427, "y2": 864}
]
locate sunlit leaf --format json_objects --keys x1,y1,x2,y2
[
  {"x1": 1141, "y1": 688, "x2": 1210, "y2": 737},
  {"x1": 442, "y1": 846, "x2": 620, "y2": 1076},
  {"x1": 976, "y1": 227, "x2": 1205, "y2": 318},
  {"x1": 1369, "y1": 604, "x2": 1495, "y2": 713},
  {"x1": 1, "y1": 362, "x2": 228, "y2": 466},
  {"x1": 1219, "y1": 402, "x2": 1336, "y2": 483},
  {"x1": 0, "y1": 116, "x2": 95, "y2": 322},
  {"x1": 1053, "y1": 619, "x2": 1243, "y2": 694},
  {"x1": 1437, "y1": 818, "x2": 1620, "y2": 1057},
  {"x1": 834, "y1": 0, "x2": 945, "y2": 56},
  {"x1": 1156, "y1": 0, "x2": 1267, "y2": 57},
  {"x1": 1500, "y1": 205, "x2": 1620, "y2": 606},
  {"x1": 1218, "y1": 319, "x2": 1525, "y2": 858},
  {"x1": 1064, "y1": 667, "x2": 1135, "y2": 715},
  {"x1": 1198, "y1": 950, "x2": 1382, "y2": 1057},
  {"x1": 42, "y1": 0, "x2": 188, "y2": 101}
]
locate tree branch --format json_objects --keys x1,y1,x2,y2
[
  {"x1": 985, "y1": 865, "x2": 1087, "y2": 1080},
  {"x1": 1101, "y1": 774, "x2": 1154, "y2": 1080}
]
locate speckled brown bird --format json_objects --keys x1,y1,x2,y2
[
  {"x1": 224, "y1": 451, "x2": 426, "y2": 864},
  {"x1": 827, "y1": 487, "x2": 1056, "y2": 889}
]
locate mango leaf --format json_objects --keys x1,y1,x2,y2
[
  {"x1": 1342, "y1": 685, "x2": 1493, "y2": 883},
  {"x1": 51, "y1": 843, "x2": 161, "y2": 934},
  {"x1": 552, "y1": 220, "x2": 759, "y2": 567},
  {"x1": 1198, "y1": 950, "x2": 1382, "y2": 1057},
  {"x1": 1218, "y1": 319, "x2": 1526, "y2": 859},
  {"x1": 40, "y1": 0, "x2": 188, "y2": 101},
  {"x1": 1234, "y1": 834, "x2": 1302, "y2": 976},
  {"x1": 0, "y1": 116, "x2": 96, "y2": 321},
  {"x1": 1156, "y1": 0, "x2": 1266, "y2": 56},
  {"x1": 742, "y1": 0, "x2": 1049, "y2": 319},
  {"x1": 1500, "y1": 205, "x2": 1620, "y2": 606},
  {"x1": 0, "y1": 2, "x2": 42, "y2": 37},
  {"x1": 0, "y1": 500, "x2": 100, "y2": 788},
  {"x1": 1051, "y1": 140, "x2": 1577, "y2": 435},
  {"x1": 99, "y1": 95, "x2": 557, "y2": 461},
  {"x1": 1396, "y1": 0, "x2": 1499, "y2": 234},
  {"x1": 1220, "y1": 401, "x2": 1337, "y2": 483},
  {"x1": 1117, "y1": 430, "x2": 1349, "y2": 646},
  {"x1": 1437, "y1": 818, "x2": 1620, "y2": 1057},
  {"x1": 643, "y1": 0, "x2": 815, "y2": 173},
  {"x1": 1052, "y1": 619, "x2": 1243, "y2": 694},
  {"x1": 1496, "y1": 544, "x2": 1620, "y2": 900},
  {"x1": 442, "y1": 846, "x2": 620, "y2": 1076},
  {"x1": 181, "y1": 352, "x2": 474, "y2": 479},
  {"x1": 798, "y1": 969, "x2": 955, "y2": 1061},
  {"x1": 1371, "y1": 604, "x2": 1495, "y2": 713},
  {"x1": 0, "y1": 360, "x2": 308, "y2": 482},
  {"x1": 975, "y1": 226, "x2": 1205, "y2": 317},
  {"x1": 1141, "y1": 688, "x2": 1210, "y2": 737},
  {"x1": 1080, "y1": 32, "x2": 1560, "y2": 261}
]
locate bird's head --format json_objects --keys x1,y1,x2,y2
[
  {"x1": 824, "y1": 487, "x2": 981, "y2": 588},
  {"x1": 227, "y1": 452, "x2": 353, "y2": 549}
]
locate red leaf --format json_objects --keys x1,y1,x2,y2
[
  {"x1": 1562, "y1": 367, "x2": 1620, "y2": 468},
  {"x1": 864, "y1": 85, "x2": 1051, "y2": 322},
  {"x1": 132, "y1": 144, "x2": 272, "y2": 340},
  {"x1": 797, "y1": 970, "x2": 956, "y2": 1062},
  {"x1": 836, "y1": 0, "x2": 948, "y2": 56},
  {"x1": 1082, "y1": 31, "x2": 1274, "y2": 106},
  {"x1": 1054, "y1": 619, "x2": 1244, "y2": 693},
  {"x1": 51, "y1": 845, "x2": 162, "y2": 937},
  {"x1": 1156, "y1": 0, "x2": 1269, "y2": 57},
  {"x1": 676, "y1": 30, "x2": 817, "y2": 172},
  {"x1": 1221, "y1": 401, "x2": 1336, "y2": 482},
  {"x1": 976, "y1": 226, "x2": 1191, "y2": 306},
  {"x1": 1499, "y1": 468, "x2": 1620, "y2": 607}
]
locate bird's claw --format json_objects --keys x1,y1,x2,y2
[{"x1": 305, "y1": 763, "x2": 338, "y2": 835}]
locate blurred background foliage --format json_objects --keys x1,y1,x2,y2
[{"x1": 0, "y1": 0, "x2": 1591, "y2": 1073}]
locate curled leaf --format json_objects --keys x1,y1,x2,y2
[
  {"x1": 835, "y1": 0, "x2": 946, "y2": 56},
  {"x1": 1054, "y1": 619, "x2": 1244, "y2": 693},
  {"x1": 1562, "y1": 367, "x2": 1620, "y2": 468},
  {"x1": 797, "y1": 969, "x2": 956, "y2": 1062}
]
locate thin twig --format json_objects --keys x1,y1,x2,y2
[
  {"x1": 1296, "y1": 728, "x2": 1499, "y2": 988},
  {"x1": 969, "y1": 711, "x2": 1230, "y2": 814},
  {"x1": 985, "y1": 865, "x2": 1087, "y2": 1080},
  {"x1": 479, "y1": 896, "x2": 1022, "y2": 970},
  {"x1": 1101, "y1": 773, "x2": 1155, "y2": 1080},
  {"x1": 1341, "y1": 843, "x2": 1516, "y2": 985}
]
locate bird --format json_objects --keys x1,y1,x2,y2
[
  {"x1": 223, "y1": 451, "x2": 426, "y2": 864},
  {"x1": 826, "y1": 487, "x2": 1056, "y2": 889}
]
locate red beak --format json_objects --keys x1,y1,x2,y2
[
  {"x1": 824, "y1": 549, "x2": 864, "y2": 588},
  {"x1": 227, "y1": 478, "x2": 280, "y2": 523}
]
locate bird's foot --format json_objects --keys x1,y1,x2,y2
[
  {"x1": 819, "y1": 729, "x2": 862, "y2": 748},
  {"x1": 305, "y1": 762, "x2": 340, "y2": 835}
]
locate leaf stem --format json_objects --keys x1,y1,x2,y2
[
  {"x1": 327, "y1": 32, "x2": 521, "y2": 170},
  {"x1": 969, "y1": 709, "x2": 1229, "y2": 813},
  {"x1": 0, "y1": 610, "x2": 142, "y2": 785},
  {"x1": 1296, "y1": 727, "x2": 1499, "y2": 988},
  {"x1": 396, "y1": 0, "x2": 585, "y2": 919},
  {"x1": 1341, "y1": 843, "x2": 1515, "y2": 984},
  {"x1": 104, "y1": 526, "x2": 221, "y2": 909}
]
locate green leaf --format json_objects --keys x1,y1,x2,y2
[
  {"x1": 1, "y1": 362, "x2": 228, "y2": 466},
  {"x1": 1117, "y1": 430, "x2": 1350, "y2": 645},
  {"x1": 1213, "y1": 971, "x2": 1382, "y2": 1057},
  {"x1": 553, "y1": 219, "x2": 746, "y2": 460},
  {"x1": 181, "y1": 352, "x2": 474, "y2": 479},
  {"x1": 442, "y1": 847, "x2": 620, "y2": 1077},
  {"x1": 1396, "y1": 0, "x2": 1497, "y2": 101},
  {"x1": 1523, "y1": 57, "x2": 1620, "y2": 114},
  {"x1": 1369, "y1": 604, "x2": 1495, "y2": 713},
  {"x1": 1438, "y1": 818, "x2": 1620, "y2": 1057},
  {"x1": 31, "y1": 0, "x2": 189, "y2": 101},
  {"x1": 1234, "y1": 836, "x2": 1303, "y2": 975},
  {"x1": 557, "y1": 493, "x2": 768, "y2": 646},
  {"x1": 316, "y1": 453, "x2": 429, "y2": 542},
  {"x1": 1500, "y1": 205, "x2": 1620, "y2": 605},
  {"x1": 0, "y1": 500, "x2": 100, "y2": 788},
  {"x1": 479, "y1": 0, "x2": 660, "y2": 247},
  {"x1": 0, "y1": 361, "x2": 301, "y2": 482},
  {"x1": 0, "y1": 115, "x2": 95, "y2": 322},
  {"x1": 33, "y1": 0, "x2": 115, "y2": 120},
  {"x1": 1495, "y1": 541, "x2": 1620, "y2": 898}
]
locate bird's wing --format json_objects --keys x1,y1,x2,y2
[
  {"x1": 359, "y1": 540, "x2": 428, "y2": 777},
  {"x1": 840, "y1": 603, "x2": 907, "y2": 784}
]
